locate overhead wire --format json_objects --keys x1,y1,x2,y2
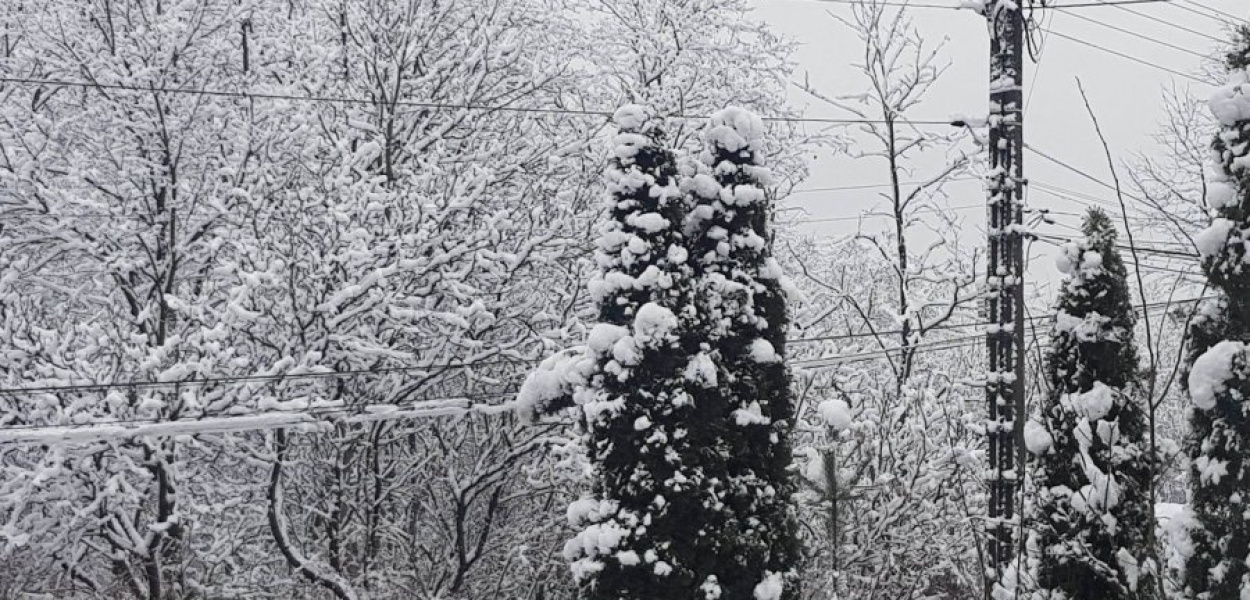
[
  {"x1": 0, "y1": 389, "x2": 522, "y2": 446},
  {"x1": 1090, "y1": 0, "x2": 1228, "y2": 43},
  {"x1": 1025, "y1": 142, "x2": 1149, "y2": 200},
  {"x1": 785, "y1": 203, "x2": 984, "y2": 225},
  {"x1": 1040, "y1": 29, "x2": 1210, "y2": 83},
  {"x1": 1051, "y1": 8, "x2": 1213, "y2": 59},
  {"x1": 1170, "y1": 0, "x2": 1249, "y2": 24},
  {"x1": 790, "y1": 176, "x2": 981, "y2": 195},
  {"x1": 1184, "y1": 0, "x2": 1248, "y2": 23},
  {"x1": 804, "y1": 0, "x2": 1173, "y2": 7},
  {"x1": 0, "y1": 77, "x2": 956, "y2": 127},
  {"x1": 0, "y1": 357, "x2": 543, "y2": 397},
  {"x1": 1033, "y1": 232, "x2": 1199, "y2": 258},
  {"x1": 0, "y1": 293, "x2": 1212, "y2": 444}
]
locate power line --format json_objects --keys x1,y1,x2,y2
[
  {"x1": 1092, "y1": 0, "x2": 1227, "y2": 43},
  {"x1": 0, "y1": 77, "x2": 956, "y2": 127},
  {"x1": 803, "y1": 0, "x2": 972, "y2": 7},
  {"x1": 0, "y1": 390, "x2": 520, "y2": 446},
  {"x1": 1030, "y1": 181, "x2": 1195, "y2": 240},
  {"x1": 789, "y1": 176, "x2": 981, "y2": 195},
  {"x1": 792, "y1": 334, "x2": 986, "y2": 367},
  {"x1": 0, "y1": 338, "x2": 987, "y2": 446},
  {"x1": 785, "y1": 203, "x2": 984, "y2": 225},
  {"x1": 1171, "y1": 0, "x2": 1248, "y2": 24},
  {"x1": 1030, "y1": 181, "x2": 1122, "y2": 213},
  {"x1": 1033, "y1": 236, "x2": 1205, "y2": 279},
  {"x1": 1040, "y1": 0, "x2": 1178, "y2": 6},
  {"x1": 1033, "y1": 232, "x2": 1199, "y2": 258},
  {"x1": 1181, "y1": 0, "x2": 1247, "y2": 23},
  {"x1": 794, "y1": 293, "x2": 1209, "y2": 370},
  {"x1": 0, "y1": 294, "x2": 1211, "y2": 444},
  {"x1": 1035, "y1": 209, "x2": 1195, "y2": 249},
  {"x1": 0, "y1": 322, "x2": 1004, "y2": 397},
  {"x1": 1025, "y1": 9, "x2": 1055, "y2": 110},
  {"x1": 0, "y1": 357, "x2": 541, "y2": 397},
  {"x1": 1052, "y1": 8, "x2": 1213, "y2": 59},
  {"x1": 797, "y1": 291, "x2": 1209, "y2": 349},
  {"x1": 1041, "y1": 29, "x2": 1210, "y2": 83},
  {"x1": 1, "y1": 288, "x2": 1206, "y2": 398},
  {"x1": 804, "y1": 0, "x2": 1172, "y2": 8},
  {"x1": 1025, "y1": 142, "x2": 1137, "y2": 198}
]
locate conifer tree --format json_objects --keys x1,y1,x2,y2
[
  {"x1": 1030, "y1": 209, "x2": 1157, "y2": 599},
  {"x1": 549, "y1": 105, "x2": 706, "y2": 600},
  {"x1": 680, "y1": 107, "x2": 801, "y2": 600},
  {"x1": 521, "y1": 106, "x2": 799, "y2": 600},
  {"x1": 1184, "y1": 25, "x2": 1250, "y2": 599}
]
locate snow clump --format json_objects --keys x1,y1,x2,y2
[
  {"x1": 1024, "y1": 419, "x2": 1053, "y2": 455},
  {"x1": 1209, "y1": 70, "x2": 1250, "y2": 127},
  {"x1": 515, "y1": 348, "x2": 593, "y2": 422},
  {"x1": 706, "y1": 107, "x2": 766, "y2": 154},
  {"x1": 1195, "y1": 218, "x2": 1236, "y2": 259},
  {"x1": 818, "y1": 398, "x2": 853, "y2": 432},
  {"x1": 1207, "y1": 181, "x2": 1240, "y2": 210},
  {"x1": 1188, "y1": 340, "x2": 1246, "y2": 411},
  {"x1": 1066, "y1": 381, "x2": 1116, "y2": 421},
  {"x1": 753, "y1": 572, "x2": 785, "y2": 600},
  {"x1": 749, "y1": 338, "x2": 780, "y2": 363},
  {"x1": 613, "y1": 104, "x2": 651, "y2": 132}
]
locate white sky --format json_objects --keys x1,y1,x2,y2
[{"x1": 755, "y1": 0, "x2": 1247, "y2": 296}]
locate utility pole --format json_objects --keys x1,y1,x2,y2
[{"x1": 984, "y1": 1, "x2": 1026, "y2": 598}]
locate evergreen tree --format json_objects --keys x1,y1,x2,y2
[
  {"x1": 550, "y1": 105, "x2": 704, "y2": 599},
  {"x1": 522, "y1": 106, "x2": 799, "y2": 600},
  {"x1": 1184, "y1": 27, "x2": 1250, "y2": 599},
  {"x1": 680, "y1": 107, "x2": 801, "y2": 600},
  {"x1": 1030, "y1": 209, "x2": 1157, "y2": 599}
]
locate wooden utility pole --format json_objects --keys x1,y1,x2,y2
[{"x1": 984, "y1": 1, "x2": 1026, "y2": 598}]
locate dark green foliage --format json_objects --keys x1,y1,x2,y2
[
  {"x1": 571, "y1": 107, "x2": 707, "y2": 600},
  {"x1": 1045, "y1": 211, "x2": 1138, "y2": 392},
  {"x1": 567, "y1": 106, "x2": 797, "y2": 600},
  {"x1": 1184, "y1": 32, "x2": 1250, "y2": 597},
  {"x1": 1226, "y1": 25, "x2": 1250, "y2": 70},
  {"x1": 680, "y1": 108, "x2": 801, "y2": 600},
  {"x1": 1032, "y1": 209, "x2": 1157, "y2": 600},
  {"x1": 1182, "y1": 297, "x2": 1250, "y2": 600}
]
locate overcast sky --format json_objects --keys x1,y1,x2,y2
[{"x1": 755, "y1": 0, "x2": 1246, "y2": 295}]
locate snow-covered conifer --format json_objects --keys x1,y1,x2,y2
[
  {"x1": 1031, "y1": 209, "x2": 1157, "y2": 599},
  {"x1": 1184, "y1": 27, "x2": 1250, "y2": 599},
  {"x1": 538, "y1": 105, "x2": 716, "y2": 599},
  {"x1": 523, "y1": 106, "x2": 801, "y2": 600},
  {"x1": 680, "y1": 107, "x2": 801, "y2": 600}
]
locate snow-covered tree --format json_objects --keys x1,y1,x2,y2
[
  {"x1": 550, "y1": 105, "x2": 710, "y2": 599},
  {"x1": 681, "y1": 106, "x2": 800, "y2": 600},
  {"x1": 1184, "y1": 24, "x2": 1250, "y2": 600},
  {"x1": 0, "y1": 0, "x2": 589, "y2": 597},
  {"x1": 524, "y1": 106, "x2": 800, "y2": 600},
  {"x1": 0, "y1": 0, "x2": 808, "y2": 596},
  {"x1": 1030, "y1": 209, "x2": 1157, "y2": 600}
]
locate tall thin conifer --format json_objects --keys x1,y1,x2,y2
[
  {"x1": 1031, "y1": 209, "x2": 1156, "y2": 599},
  {"x1": 1184, "y1": 25, "x2": 1250, "y2": 600}
]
